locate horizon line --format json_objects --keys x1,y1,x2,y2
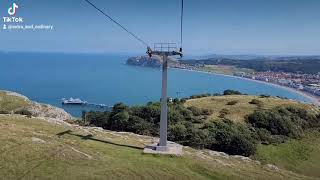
[{"x1": 1, "y1": 49, "x2": 320, "y2": 57}]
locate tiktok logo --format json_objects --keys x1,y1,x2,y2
[{"x1": 8, "y1": 3, "x2": 19, "y2": 16}]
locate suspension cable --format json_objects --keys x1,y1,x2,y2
[{"x1": 84, "y1": 0, "x2": 149, "y2": 47}]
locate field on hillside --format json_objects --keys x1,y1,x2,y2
[
  {"x1": 184, "y1": 95, "x2": 317, "y2": 122},
  {"x1": 255, "y1": 130, "x2": 320, "y2": 179},
  {"x1": 201, "y1": 65, "x2": 255, "y2": 75},
  {"x1": 0, "y1": 91, "x2": 31, "y2": 112},
  {"x1": 0, "y1": 115, "x2": 308, "y2": 180}
]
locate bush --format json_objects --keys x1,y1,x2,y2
[
  {"x1": 168, "y1": 122, "x2": 187, "y2": 144},
  {"x1": 226, "y1": 100, "x2": 239, "y2": 105},
  {"x1": 219, "y1": 108, "x2": 230, "y2": 118},
  {"x1": 223, "y1": 89, "x2": 242, "y2": 95},
  {"x1": 207, "y1": 119, "x2": 257, "y2": 156},
  {"x1": 255, "y1": 128, "x2": 271, "y2": 144},
  {"x1": 0, "y1": 110, "x2": 10, "y2": 114},
  {"x1": 259, "y1": 94, "x2": 271, "y2": 98},
  {"x1": 249, "y1": 99, "x2": 263, "y2": 107},
  {"x1": 246, "y1": 106, "x2": 317, "y2": 143},
  {"x1": 131, "y1": 118, "x2": 155, "y2": 135},
  {"x1": 187, "y1": 106, "x2": 203, "y2": 116},
  {"x1": 202, "y1": 108, "x2": 213, "y2": 115},
  {"x1": 185, "y1": 128, "x2": 211, "y2": 149},
  {"x1": 86, "y1": 111, "x2": 109, "y2": 127},
  {"x1": 180, "y1": 98, "x2": 187, "y2": 103},
  {"x1": 190, "y1": 93, "x2": 211, "y2": 99},
  {"x1": 14, "y1": 109, "x2": 32, "y2": 118}
]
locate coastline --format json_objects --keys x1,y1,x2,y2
[{"x1": 171, "y1": 67, "x2": 320, "y2": 106}]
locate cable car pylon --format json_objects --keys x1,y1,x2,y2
[
  {"x1": 144, "y1": 0, "x2": 184, "y2": 155},
  {"x1": 84, "y1": 0, "x2": 184, "y2": 155}
]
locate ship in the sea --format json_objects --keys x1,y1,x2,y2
[{"x1": 61, "y1": 98, "x2": 87, "y2": 105}]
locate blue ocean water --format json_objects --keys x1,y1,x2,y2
[{"x1": 0, "y1": 52, "x2": 311, "y2": 117}]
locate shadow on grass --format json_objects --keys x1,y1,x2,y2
[{"x1": 56, "y1": 130, "x2": 143, "y2": 150}]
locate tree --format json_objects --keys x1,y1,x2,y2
[
  {"x1": 111, "y1": 111, "x2": 130, "y2": 131},
  {"x1": 168, "y1": 122, "x2": 187, "y2": 143},
  {"x1": 223, "y1": 89, "x2": 242, "y2": 95}
]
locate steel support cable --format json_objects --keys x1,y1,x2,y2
[{"x1": 84, "y1": 0, "x2": 149, "y2": 47}]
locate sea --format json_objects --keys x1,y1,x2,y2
[{"x1": 0, "y1": 52, "x2": 311, "y2": 117}]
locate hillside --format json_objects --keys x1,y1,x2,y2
[
  {"x1": 180, "y1": 58, "x2": 320, "y2": 74},
  {"x1": 184, "y1": 94, "x2": 320, "y2": 178},
  {"x1": 1, "y1": 91, "x2": 320, "y2": 179},
  {"x1": 0, "y1": 115, "x2": 310, "y2": 180},
  {"x1": 0, "y1": 91, "x2": 71, "y2": 121},
  {"x1": 184, "y1": 95, "x2": 318, "y2": 122}
]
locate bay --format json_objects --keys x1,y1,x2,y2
[{"x1": 0, "y1": 52, "x2": 310, "y2": 117}]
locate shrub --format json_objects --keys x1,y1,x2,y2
[
  {"x1": 132, "y1": 118, "x2": 155, "y2": 135},
  {"x1": 259, "y1": 94, "x2": 271, "y2": 98},
  {"x1": 187, "y1": 106, "x2": 203, "y2": 116},
  {"x1": 223, "y1": 89, "x2": 242, "y2": 95},
  {"x1": 202, "y1": 108, "x2": 213, "y2": 115},
  {"x1": 226, "y1": 100, "x2": 239, "y2": 105},
  {"x1": 0, "y1": 110, "x2": 10, "y2": 114},
  {"x1": 14, "y1": 109, "x2": 32, "y2": 118},
  {"x1": 190, "y1": 93, "x2": 211, "y2": 99},
  {"x1": 180, "y1": 98, "x2": 187, "y2": 103},
  {"x1": 249, "y1": 99, "x2": 263, "y2": 107},
  {"x1": 219, "y1": 108, "x2": 230, "y2": 118},
  {"x1": 87, "y1": 111, "x2": 109, "y2": 127},
  {"x1": 207, "y1": 119, "x2": 257, "y2": 156},
  {"x1": 168, "y1": 122, "x2": 187, "y2": 144},
  {"x1": 246, "y1": 106, "x2": 317, "y2": 141},
  {"x1": 185, "y1": 128, "x2": 211, "y2": 149},
  {"x1": 255, "y1": 128, "x2": 271, "y2": 144}
]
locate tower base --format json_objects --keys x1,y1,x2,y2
[{"x1": 143, "y1": 141, "x2": 183, "y2": 156}]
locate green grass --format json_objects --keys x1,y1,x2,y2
[
  {"x1": 185, "y1": 95, "x2": 318, "y2": 122},
  {"x1": 0, "y1": 91, "x2": 31, "y2": 112},
  {"x1": 201, "y1": 65, "x2": 255, "y2": 75},
  {"x1": 254, "y1": 130, "x2": 320, "y2": 178},
  {"x1": 0, "y1": 115, "x2": 307, "y2": 180}
]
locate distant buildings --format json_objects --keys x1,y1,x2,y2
[
  {"x1": 238, "y1": 71, "x2": 320, "y2": 97},
  {"x1": 171, "y1": 62, "x2": 320, "y2": 97}
]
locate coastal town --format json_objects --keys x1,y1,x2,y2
[
  {"x1": 235, "y1": 71, "x2": 320, "y2": 97},
  {"x1": 126, "y1": 56, "x2": 320, "y2": 102},
  {"x1": 170, "y1": 62, "x2": 320, "y2": 98}
]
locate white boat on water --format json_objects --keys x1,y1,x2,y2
[{"x1": 62, "y1": 98, "x2": 87, "y2": 105}]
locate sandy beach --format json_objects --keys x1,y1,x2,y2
[{"x1": 172, "y1": 67, "x2": 320, "y2": 106}]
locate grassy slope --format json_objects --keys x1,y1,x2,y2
[
  {"x1": 0, "y1": 91, "x2": 31, "y2": 112},
  {"x1": 255, "y1": 130, "x2": 320, "y2": 178},
  {"x1": 1, "y1": 92, "x2": 319, "y2": 179},
  {"x1": 185, "y1": 95, "x2": 320, "y2": 178},
  {"x1": 0, "y1": 115, "x2": 307, "y2": 180},
  {"x1": 185, "y1": 95, "x2": 317, "y2": 122}
]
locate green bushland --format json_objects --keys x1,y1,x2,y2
[
  {"x1": 247, "y1": 106, "x2": 320, "y2": 145},
  {"x1": 84, "y1": 100, "x2": 257, "y2": 156},
  {"x1": 84, "y1": 91, "x2": 320, "y2": 157}
]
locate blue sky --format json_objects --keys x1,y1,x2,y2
[{"x1": 1, "y1": 0, "x2": 320, "y2": 55}]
